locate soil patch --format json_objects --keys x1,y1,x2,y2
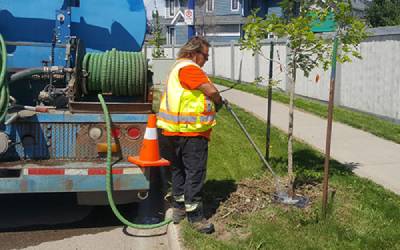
[{"x1": 208, "y1": 175, "x2": 322, "y2": 241}]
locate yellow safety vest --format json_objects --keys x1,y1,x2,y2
[{"x1": 156, "y1": 59, "x2": 216, "y2": 133}]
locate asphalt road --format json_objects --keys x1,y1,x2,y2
[{"x1": 0, "y1": 169, "x2": 171, "y2": 250}]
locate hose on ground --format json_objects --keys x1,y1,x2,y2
[
  {"x1": 84, "y1": 49, "x2": 147, "y2": 97},
  {"x1": 98, "y1": 94, "x2": 172, "y2": 229},
  {"x1": 0, "y1": 34, "x2": 9, "y2": 123}
]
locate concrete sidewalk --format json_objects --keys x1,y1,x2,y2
[{"x1": 218, "y1": 86, "x2": 400, "y2": 195}]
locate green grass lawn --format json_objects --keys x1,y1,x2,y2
[
  {"x1": 211, "y1": 77, "x2": 400, "y2": 144},
  {"x1": 181, "y1": 105, "x2": 400, "y2": 250}
]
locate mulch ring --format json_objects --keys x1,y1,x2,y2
[{"x1": 208, "y1": 175, "x2": 322, "y2": 240}]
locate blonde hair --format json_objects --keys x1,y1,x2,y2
[{"x1": 177, "y1": 36, "x2": 210, "y2": 59}]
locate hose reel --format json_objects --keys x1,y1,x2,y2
[{"x1": 82, "y1": 49, "x2": 147, "y2": 97}]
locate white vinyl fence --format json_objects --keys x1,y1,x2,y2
[{"x1": 145, "y1": 26, "x2": 400, "y2": 122}]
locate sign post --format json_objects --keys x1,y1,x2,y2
[
  {"x1": 187, "y1": 0, "x2": 195, "y2": 39},
  {"x1": 311, "y1": 13, "x2": 338, "y2": 218},
  {"x1": 266, "y1": 41, "x2": 274, "y2": 161},
  {"x1": 322, "y1": 34, "x2": 339, "y2": 218}
]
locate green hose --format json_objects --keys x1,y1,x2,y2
[
  {"x1": 98, "y1": 94, "x2": 172, "y2": 229},
  {"x1": 9, "y1": 68, "x2": 45, "y2": 83},
  {"x1": 0, "y1": 34, "x2": 9, "y2": 123},
  {"x1": 84, "y1": 50, "x2": 146, "y2": 97}
]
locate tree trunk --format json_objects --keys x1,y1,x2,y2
[{"x1": 287, "y1": 57, "x2": 297, "y2": 198}]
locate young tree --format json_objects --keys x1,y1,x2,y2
[
  {"x1": 367, "y1": 0, "x2": 400, "y2": 27},
  {"x1": 149, "y1": 9, "x2": 165, "y2": 58},
  {"x1": 240, "y1": 0, "x2": 367, "y2": 197}
]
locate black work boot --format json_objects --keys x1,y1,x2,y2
[
  {"x1": 187, "y1": 207, "x2": 214, "y2": 234},
  {"x1": 189, "y1": 218, "x2": 215, "y2": 234}
]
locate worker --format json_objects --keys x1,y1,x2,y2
[{"x1": 157, "y1": 36, "x2": 224, "y2": 234}]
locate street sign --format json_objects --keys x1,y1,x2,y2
[
  {"x1": 184, "y1": 9, "x2": 194, "y2": 25},
  {"x1": 311, "y1": 12, "x2": 336, "y2": 32}
]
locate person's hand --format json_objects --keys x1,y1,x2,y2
[{"x1": 215, "y1": 102, "x2": 223, "y2": 112}]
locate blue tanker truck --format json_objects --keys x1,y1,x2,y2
[{"x1": 0, "y1": 0, "x2": 159, "y2": 205}]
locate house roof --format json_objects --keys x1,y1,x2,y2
[{"x1": 170, "y1": 10, "x2": 186, "y2": 25}]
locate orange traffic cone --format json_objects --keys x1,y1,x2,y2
[{"x1": 128, "y1": 114, "x2": 170, "y2": 167}]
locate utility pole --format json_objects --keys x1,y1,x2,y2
[{"x1": 188, "y1": 0, "x2": 196, "y2": 39}]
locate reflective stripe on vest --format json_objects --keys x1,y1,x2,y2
[
  {"x1": 185, "y1": 202, "x2": 200, "y2": 212},
  {"x1": 156, "y1": 60, "x2": 216, "y2": 133},
  {"x1": 158, "y1": 111, "x2": 215, "y2": 124},
  {"x1": 174, "y1": 194, "x2": 185, "y2": 203}
]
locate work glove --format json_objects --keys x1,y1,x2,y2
[
  {"x1": 215, "y1": 102, "x2": 223, "y2": 112},
  {"x1": 215, "y1": 97, "x2": 228, "y2": 112}
]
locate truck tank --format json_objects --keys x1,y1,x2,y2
[
  {"x1": 0, "y1": 1, "x2": 158, "y2": 204},
  {"x1": 0, "y1": 0, "x2": 147, "y2": 68}
]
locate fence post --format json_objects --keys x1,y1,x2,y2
[
  {"x1": 211, "y1": 42, "x2": 215, "y2": 76},
  {"x1": 254, "y1": 50, "x2": 259, "y2": 82},
  {"x1": 231, "y1": 41, "x2": 235, "y2": 81}
]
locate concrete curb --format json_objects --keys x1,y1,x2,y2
[
  {"x1": 167, "y1": 223, "x2": 183, "y2": 250},
  {"x1": 166, "y1": 208, "x2": 184, "y2": 250}
]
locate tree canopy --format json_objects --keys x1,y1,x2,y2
[{"x1": 366, "y1": 0, "x2": 400, "y2": 27}]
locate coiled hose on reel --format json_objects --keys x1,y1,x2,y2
[
  {"x1": 83, "y1": 49, "x2": 147, "y2": 97},
  {"x1": 0, "y1": 34, "x2": 9, "y2": 123}
]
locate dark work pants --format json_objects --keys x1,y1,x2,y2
[{"x1": 160, "y1": 135, "x2": 208, "y2": 208}]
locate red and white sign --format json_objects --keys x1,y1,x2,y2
[{"x1": 184, "y1": 9, "x2": 194, "y2": 25}]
